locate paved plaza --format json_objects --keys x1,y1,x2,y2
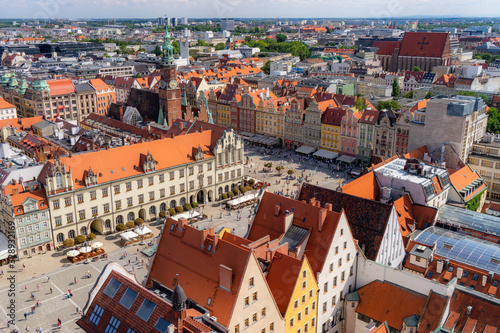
[{"x1": 0, "y1": 145, "x2": 353, "y2": 332}]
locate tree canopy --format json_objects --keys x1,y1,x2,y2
[
  {"x1": 276, "y1": 33, "x2": 287, "y2": 43},
  {"x1": 377, "y1": 99, "x2": 401, "y2": 111},
  {"x1": 487, "y1": 107, "x2": 500, "y2": 133},
  {"x1": 391, "y1": 78, "x2": 401, "y2": 97},
  {"x1": 243, "y1": 38, "x2": 311, "y2": 60},
  {"x1": 413, "y1": 66, "x2": 422, "y2": 72},
  {"x1": 262, "y1": 61, "x2": 271, "y2": 75}
]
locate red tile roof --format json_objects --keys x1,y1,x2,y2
[
  {"x1": 247, "y1": 191, "x2": 342, "y2": 275},
  {"x1": 147, "y1": 220, "x2": 253, "y2": 327},
  {"x1": 449, "y1": 164, "x2": 487, "y2": 202},
  {"x1": 399, "y1": 32, "x2": 449, "y2": 58},
  {"x1": 356, "y1": 280, "x2": 428, "y2": 331}
]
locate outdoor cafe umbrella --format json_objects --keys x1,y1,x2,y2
[
  {"x1": 91, "y1": 242, "x2": 103, "y2": 249},
  {"x1": 79, "y1": 246, "x2": 92, "y2": 253},
  {"x1": 66, "y1": 250, "x2": 80, "y2": 257}
]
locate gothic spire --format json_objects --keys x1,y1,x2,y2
[{"x1": 162, "y1": 23, "x2": 175, "y2": 65}]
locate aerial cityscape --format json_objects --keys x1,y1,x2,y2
[{"x1": 1, "y1": 6, "x2": 500, "y2": 333}]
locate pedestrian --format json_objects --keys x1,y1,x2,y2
[
  {"x1": 1, "y1": 269, "x2": 3, "y2": 275},
  {"x1": 7, "y1": 320, "x2": 10, "y2": 328},
  {"x1": 22, "y1": 263, "x2": 25, "y2": 269},
  {"x1": 57, "y1": 318, "x2": 61, "y2": 329},
  {"x1": 24, "y1": 285, "x2": 27, "y2": 292},
  {"x1": 137, "y1": 248, "x2": 139, "y2": 253},
  {"x1": 36, "y1": 284, "x2": 39, "y2": 291},
  {"x1": 68, "y1": 288, "x2": 71, "y2": 294},
  {"x1": 31, "y1": 306, "x2": 34, "y2": 315},
  {"x1": 128, "y1": 259, "x2": 131, "y2": 265},
  {"x1": 24, "y1": 312, "x2": 27, "y2": 320},
  {"x1": 50, "y1": 287, "x2": 52, "y2": 294},
  {"x1": 36, "y1": 300, "x2": 40, "y2": 307},
  {"x1": 25, "y1": 326, "x2": 29, "y2": 332},
  {"x1": 46, "y1": 276, "x2": 50, "y2": 283},
  {"x1": 74, "y1": 277, "x2": 77, "y2": 284},
  {"x1": 132, "y1": 265, "x2": 135, "y2": 270},
  {"x1": 76, "y1": 306, "x2": 79, "y2": 314}
]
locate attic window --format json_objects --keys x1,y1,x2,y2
[
  {"x1": 110, "y1": 170, "x2": 114, "y2": 174},
  {"x1": 121, "y1": 167, "x2": 125, "y2": 171},
  {"x1": 207, "y1": 244, "x2": 213, "y2": 252},
  {"x1": 170, "y1": 224, "x2": 175, "y2": 231},
  {"x1": 491, "y1": 257, "x2": 500, "y2": 265},
  {"x1": 302, "y1": 217, "x2": 306, "y2": 223},
  {"x1": 443, "y1": 242, "x2": 453, "y2": 250},
  {"x1": 207, "y1": 297, "x2": 212, "y2": 306}
]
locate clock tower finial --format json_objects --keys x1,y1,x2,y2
[{"x1": 162, "y1": 23, "x2": 175, "y2": 66}]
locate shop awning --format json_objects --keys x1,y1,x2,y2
[
  {"x1": 313, "y1": 149, "x2": 339, "y2": 159},
  {"x1": 295, "y1": 146, "x2": 316, "y2": 155},
  {"x1": 337, "y1": 155, "x2": 356, "y2": 163},
  {"x1": 227, "y1": 193, "x2": 258, "y2": 207}
]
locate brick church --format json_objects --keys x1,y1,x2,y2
[{"x1": 375, "y1": 32, "x2": 452, "y2": 73}]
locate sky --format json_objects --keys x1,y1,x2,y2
[{"x1": 2, "y1": 0, "x2": 500, "y2": 20}]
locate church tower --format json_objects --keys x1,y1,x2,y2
[{"x1": 158, "y1": 25, "x2": 182, "y2": 127}]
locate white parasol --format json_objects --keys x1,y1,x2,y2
[
  {"x1": 66, "y1": 250, "x2": 80, "y2": 257},
  {"x1": 91, "y1": 242, "x2": 103, "y2": 249}
]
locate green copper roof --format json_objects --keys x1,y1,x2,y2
[
  {"x1": 162, "y1": 24, "x2": 175, "y2": 65},
  {"x1": 32, "y1": 79, "x2": 49, "y2": 91}
]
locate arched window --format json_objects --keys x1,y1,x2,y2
[
  {"x1": 68, "y1": 230, "x2": 75, "y2": 239},
  {"x1": 80, "y1": 226, "x2": 87, "y2": 235},
  {"x1": 218, "y1": 187, "x2": 223, "y2": 195},
  {"x1": 105, "y1": 219, "x2": 111, "y2": 228},
  {"x1": 180, "y1": 197, "x2": 186, "y2": 206},
  {"x1": 150, "y1": 206, "x2": 156, "y2": 216},
  {"x1": 55, "y1": 172, "x2": 63, "y2": 189},
  {"x1": 225, "y1": 185, "x2": 229, "y2": 193},
  {"x1": 127, "y1": 212, "x2": 135, "y2": 222},
  {"x1": 56, "y1": 233, "x2": 64, "y2": 242},
  {"x1": 160, "y1": 203, "x2": 166, "y2": 212},
  {"x1": 116, "y1": 215, "x2": 123, "y2": 224},
  {"x1": 170, "y1": 200, "x2": 176, "y2": 209}
]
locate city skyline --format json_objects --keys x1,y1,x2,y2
[{"x1": 2, "y1": 0, "x2": 500, "y2": 20}]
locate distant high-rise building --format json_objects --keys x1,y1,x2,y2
[
  {"x1": 179, "y1": 17, "x2": 188, "y2": 25},
  {"x1": 220, "y1": 18, "x2": 235, "y2": 32},
  {"x1": 171, "y1": 17, "x2": 177, "y2": 27},
  {"x1": 157, "y1": 17, "x2": 165, "y2": 26}
]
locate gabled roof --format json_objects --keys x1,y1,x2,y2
[
  {"x1": 247, "y1": 191, "x2": 342, "y2": 274},
  {"x1": 342, "y1": 171, "x2": 380, "y2": 201},
  {"x1": 399, "y1": 32, "x2": 449, "y2": 58},
  {"x1": 10, "y1": 189, "x2": 48, "y2": 216},
  {"x1": 356, "y1": 280, "x2": 428, "y2": 331},
  {"x1": 298, "y1": 183, "x2": 393, "y2": 261},
  {"x1": 77, "y1": 264, "x2": 216, "y2": 333},
  {"x1": 321, "y1": 107, "x2": 346, "y2": 126},
  {"x1": 373, "y1": 40, "x2": 401, "y2": 55},
  {"x1": 147, "y1": 220, "x2": 253, "y2": 326},
  {"x1": 359, "y1": 108, "x2": 380, "y2": 125},
  {"x1": 265, "y1": 252, "x2": 303, "y2": 315}
]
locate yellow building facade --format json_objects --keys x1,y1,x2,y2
[{"x1": 321, "y1": 123, "x2": 341, "y2": 152}]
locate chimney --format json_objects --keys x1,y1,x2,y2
[
  {"x1": 436, "y1": 260, "x2": 443, "y2": 274},
  {"x1": 457, "y1": 267, "x2": 463, "y2": 279},
  {"x1": 283, "y1": 210, "x2": 294, "y2": 232},
  {"x1": 466, "y1": 306, "x2": 472, "y2": 316},
  {"x1": 219, "y1": 265, "x2": 233, "y2": 291},
  {"x1": 274, "y1": 204, "x2": 281, "y2": 217},
  {"x1": 318, "y1": 208, "x2": 327, "y2": 232},
  {"x1": 325, "y1": 203, "x2": 333, "y2": 211},
  {"x1": 482, "y1": 275, "x2": 487, "y2": 287},
  {"x1": 309, "y1": 197, "x2": 316, "y2": 206}
]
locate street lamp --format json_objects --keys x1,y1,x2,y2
[{"x1": 139, "y1": 223, "x2": 145, "y2": 245}]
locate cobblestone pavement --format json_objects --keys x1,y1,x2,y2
[{"x1": 0, "y1": 145, "x2": 353, "y2": 332}]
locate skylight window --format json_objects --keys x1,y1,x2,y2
[
  {"x1": 119, "y1": 288, "x2": 138, "y2": 310},
  {"x1": 154, "y1": 318, "x2": 171, "y2": 333},
  {"x1": 103, "y1": 278, "x2": 122, "y2": 298},
  {"x1": 122, "y1": 167, "x2": 125, "y2": 171},
  {"x1": 136, "y1": 299, "x2": 157, "y2": 321}
]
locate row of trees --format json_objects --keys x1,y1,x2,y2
[{"x1": 62, "y1": 232, "x2": 96, "y2": 247}]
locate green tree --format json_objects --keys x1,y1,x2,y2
[
  {"x1": 276, "y1": 33, "x2": 287, "y2": 43},
  {"x1": 86, "y1": 233, "x2": 96, "y2": 241},
  {"x1": 391, "y1": 78, "x2": 401, "y2": 97},
  {"x1": 377, "y1": 100, "x2": 401, "y2": 111},
  {"x1": 413, "y1": 66, "x2": 422, "y2": 72},
  {"x1": 403, "y1": 90, "x2": 414, "y2": 98},
  {"x1": 355, "y1": 96, "x2": 368, "y2": 110},
  {"x1": 195, "y1": 40, "x2": 210, "y2": 47},
  {"x1": 424, "y1": 91, "x2": 433, "y2": 99},
  {"x1": 215, "y1": 42, "x2": 226, "y2": 50},
  {"x1": 74, "y1": 235, "x2": 86, "y2": 245},
  {"x1": 172, "y1": 40, "x2": 180, "y2": 55},
  {"x1": 487, "y1": 107, "x2": 500, "y2": 133},
  {"x1": 262, "y1": 61, "x2": 271, "y2": 75},
  {"x1": 154, "y1": 45, "x2": 163, "y2": 56},
  {"x1": 135, "y1": 73, "x2": 142, "y2": 78}
]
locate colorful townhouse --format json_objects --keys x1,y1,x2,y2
[
  {"x1": 340, "y1": 108, "x2": 361, "y2": 157},
  {"x1": 321, "y1": 107, "x2": 345, "y2": 153},
  {"x1": 267, "y1": 254, "x2": 319, "y2": 333}
]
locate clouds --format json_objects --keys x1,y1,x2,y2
[{"x1": 1, "y1": 0, "x2": 499, "y2": 19}]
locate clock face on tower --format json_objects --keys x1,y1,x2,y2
[
  {"x1": 169, "y1": 80, "x2": 178, "y2": 89},
  {"x1": 159, "y1": 80, "x2": 167, "y2": 89}
]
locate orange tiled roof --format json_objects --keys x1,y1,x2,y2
[
  {"x1": 0, "y1": 97, "x2": 15, "y2": 109},
  {"x1": 10, "y1": 189, "x2": 48, "y2": 216},
  {"x1": 46, "y1": 79, "x2": 75, "y2": 96},
  {"x1": 147, "y1": 220, "x2": 253, "y2": 327},
  {"x1": 89, "y1": 78, "x2": 111, "y2": 93},
  {"x1": 449, "y1": 164, "x2": 486, "y2": 201},
  {"x1": 39, "y1": 131, "x2": 214, "y2": 190},
  {"x1": 342, "y1": 171, "x2": 380, "y2": 201},
  {"x1": 356, "y1": 280, "x2": 428, "y2": 330},
  {"x1": 266, "y1": 252, "x2": 303, "y2": 315}
]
